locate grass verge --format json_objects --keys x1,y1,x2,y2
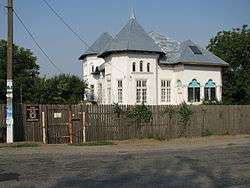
[
  {"x1": 0, "y1": 142, "x2": 41, "y2": 148},
  {"x1": 69, "y1": 140, "x2": 115, "y2": 146}
]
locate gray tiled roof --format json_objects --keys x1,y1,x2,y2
[
  {"x1": 148, "y1": 31, "x2": 181, "y2": 64},
  {"x1": 98, "y1": 18, "x2": 164, "y2": 58},
  {"x1": 79, "y1": 32, "x2": 113, "y2": 60},
  {"x1": 176, "y1": 40, "x2": 228, "y2": 66},
  {"x1": 149, "y1": 32, "x2": 228, "y2": 66}
]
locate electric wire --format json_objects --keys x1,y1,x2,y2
[
  {"x1": 42, "y1": 0, "x2": 94, "y2": 52},
  {"x1": 0, "y1": 2, "x2": 63, "y2": 73},
  {"x1": 42, "y1": 0, "x2": 129, "y2": 77},
  {"x1": 1, "y1": 1, "x2": 129, "y2": 76},
  {"x1": 13, "y1": 9, "x2": 63, "y2": 73}
]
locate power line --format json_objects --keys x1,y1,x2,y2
[
  {"x1": 42, "y1": 0, "x2": 94, "y2": 52},
  {"x1": 41, "y1": 0, "x2": 130, "y2": 77},
  {"x1": 0, "y1": 2, "x2": 62, "y2": 73},
  {"x1": 13, "y1": 9, "x2": 63, "y2": 73},
  {"x1": 2, "y1": 1, "x2": 130, "y2": 77}
]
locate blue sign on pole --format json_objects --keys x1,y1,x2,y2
[{"x1": 6, "y1": 79, "x2": 13, "y2": 143}]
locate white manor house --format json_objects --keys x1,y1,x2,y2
[{"x1": 79, "y1": 16, "x2": 228, "y2": 105}]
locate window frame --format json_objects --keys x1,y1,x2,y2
[
  {"x1": 147, "y1": 63, "x2": 150, "y2": 72},
  {"x1": 117, "y1": 80, "x2": 123, "y2": 104},
  {"x1": 132, "y1": 62, "x2": 136, "y2": 72},
  {"x1": 161, "y1": 80, "x2": 171, "y2": 103},
  {"x1": 139, "y1": 61, "x2": 143, "y2": 72},
  {"x1": 136, "y1": 80, "x2": 147, "y2": 104},
  {"x1": 188, "y1": 79, "x2": 201, "y2": 103},
  {"x1": 97, "y1": 83, "x2": 102, "y2": 103},
  {"x1": 106, "y1": 79, "x2": 111, "y2": 104},
  {"x1": 204, "y1": 79, "x2": 216, "y2": 101}
]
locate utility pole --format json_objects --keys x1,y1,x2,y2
[
  {"x1": 20, "y1": 83, "x2": 23, "y2": 104},
  {"x1": 6, "y1": 0, "x2": 13, "y2": 143}
]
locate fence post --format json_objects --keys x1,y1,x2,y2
[
  {"x1": 82, "y1": 112, "x2": 86, "y2": 143},
  {"x1": 68, "y1": 107, "x2": 73, "y2": 144},
  {"x1": 42, "y1": 111, "x2": 46, "y2": 144}
]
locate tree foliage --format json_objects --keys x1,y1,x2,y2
[
  {"x1": 0, "y1": 39, "x2": 39, "y2": 103},
  {"x1": 207, "y1": 25, "x2": 250, "y2": 104},
  {"x1": 37, "y1": 74, "x2": 87, "y2": 104},
  {"x1": 0, "y1": 39, "x2": 87, "y2": 104}
]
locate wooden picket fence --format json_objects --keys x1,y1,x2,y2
[
  {"x1": 85, "y1": 105, "x2": 250, "y2": 141},
  {"x1": 0, "y1": 104, "x2": 250, "y2": 143}
]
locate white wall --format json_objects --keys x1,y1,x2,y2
[
  {"x1": 82, "y1": 55, "x2": 105, "y2": 99},
  {"x1": 181, "y1": 65, "x2": 222, "y2": 104},
  {"x1": 82, "y1": 53, "x2": 223, "y2": 105},
  {"x1": 107, "y1": 53, "x2": 159, "y2": 105}
]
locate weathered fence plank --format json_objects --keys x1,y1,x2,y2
[{"x1": 1, "y1": 104, "x2": 250, "y2": 143}]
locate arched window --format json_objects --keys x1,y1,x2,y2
[
  {"x1": 147, "y1": 63, "x2": 150, "y2": 72},
  {"x1": 140, "y1": 61, "x2": 143, "y2": 72},
  {"x1": 132, "y1": 62, "x2": 136, "y2": 72},
  {"x1": 188, "y1": 79, "x2": 200, "y2": 102},
  {"x1": 204, "y1": 79, "x2": 216, "y2": 101}
]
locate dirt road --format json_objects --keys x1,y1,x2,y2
[{"x1": 0, "y1": 135, "x2": 250, "y2": 188}]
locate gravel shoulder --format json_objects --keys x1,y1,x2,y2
[{"x1": 1, "y1": 134, "x2": 249, "y2": 156}]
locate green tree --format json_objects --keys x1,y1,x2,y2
[
  {"x1": 207, "y1": 25, "x2": 250, "y2": 104},
  {"x1": 0, "y1": 39, "x2": 39, "y2": 103},
  {"x1": 1, "y1": 40, "x2": 87, "y2": 104},
  {"x1": 39, "y1": 74, "x2": 87, "y2": 104}
]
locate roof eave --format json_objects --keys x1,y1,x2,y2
[
  {"x1": 79, "y1": 53, "x2": 98, "y2": 60},
  {"x1": 180, "y1": 61, "x2": 229, "y2": 67},
  {"x1": 98, "y1": 50, "x2": 165, "y2": 58}
]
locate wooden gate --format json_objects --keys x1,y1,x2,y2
[
  {"x1": 71, "y1": 105, "x2": 84, "y2": 144},
  {"x1": 46, "y1": 105, "x2": 85, "y2": 144},
  {"x1": 47, "y1": 105, "x2": 70, "y2": 144}
]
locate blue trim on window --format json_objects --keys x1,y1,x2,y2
[
  {"x1": 205, "y1": 79, "x2": 216, "y2": 88},
  {"x1": 188, "y1": 79, "x2": 200, "y2": 88}
]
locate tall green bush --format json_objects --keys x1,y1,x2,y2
[{"x1": 178, "y1": 103, "x2": 193, "y2": 137}]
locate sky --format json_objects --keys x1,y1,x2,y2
[{"x1": 0, "y1": 0, "x2": 250, "y2": 77}]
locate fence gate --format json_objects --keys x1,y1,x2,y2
[
  {"x1": 46, "y1": 105, "x2": 85, "y2": 144},
  {"x1": 71, "y1": 105, "x2": 84, "y2": 144},
  {"x1": 47, "y1": 106, "x2": 70, "y2": 144}
]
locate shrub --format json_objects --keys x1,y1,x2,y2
[
  {"x1": 126, "y1": 104, "x2": 152, "y2": 125},
  {"x1": 178, "y1": 103, "x2": 193, "y2": 137},
  {"x1": 113, "y1": 103, "x2": 123, "y2": 117}
]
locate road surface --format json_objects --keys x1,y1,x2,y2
[{"x1": 0, "y1": 135, "x2": 250, "y2": 188}]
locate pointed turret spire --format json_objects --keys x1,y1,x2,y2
[{"x1": 129, "y1": 1, "x2": 136, "y2": 19}]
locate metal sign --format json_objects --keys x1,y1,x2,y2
[{"x1": 26, "y1": 106, "x2": 39, "y2": 122}]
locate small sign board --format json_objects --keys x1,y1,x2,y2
[
  {"x1": 54, "y1": 112, "x2": 62, "y2": 118},
  {"x1": 26, "y1": 106, "x2": 39, "y2": 122}
]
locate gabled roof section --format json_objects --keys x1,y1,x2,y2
[
  {"x1": 99, "y1": 18, "x2": 164, "y2": 58},
  {"x1": 176, "y1": 40, "x2": 228, "y2": 66},
  {"x1": 79, "y1": 32, "x2": 113, "y2": 60}
]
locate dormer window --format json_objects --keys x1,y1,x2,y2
[
  {"x1": 132, "y1": 62, "x2": 136, "y2": 72},
  {"x1": 189, "y1": 46, "x2": 202, "y2": 54},
  {"x1": 140, "y1": 61, "x2": 143, "y2": 72}
]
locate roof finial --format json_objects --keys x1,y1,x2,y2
[{"x1": 129, "y1": 0, "x2": 136, "y2": 19}]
